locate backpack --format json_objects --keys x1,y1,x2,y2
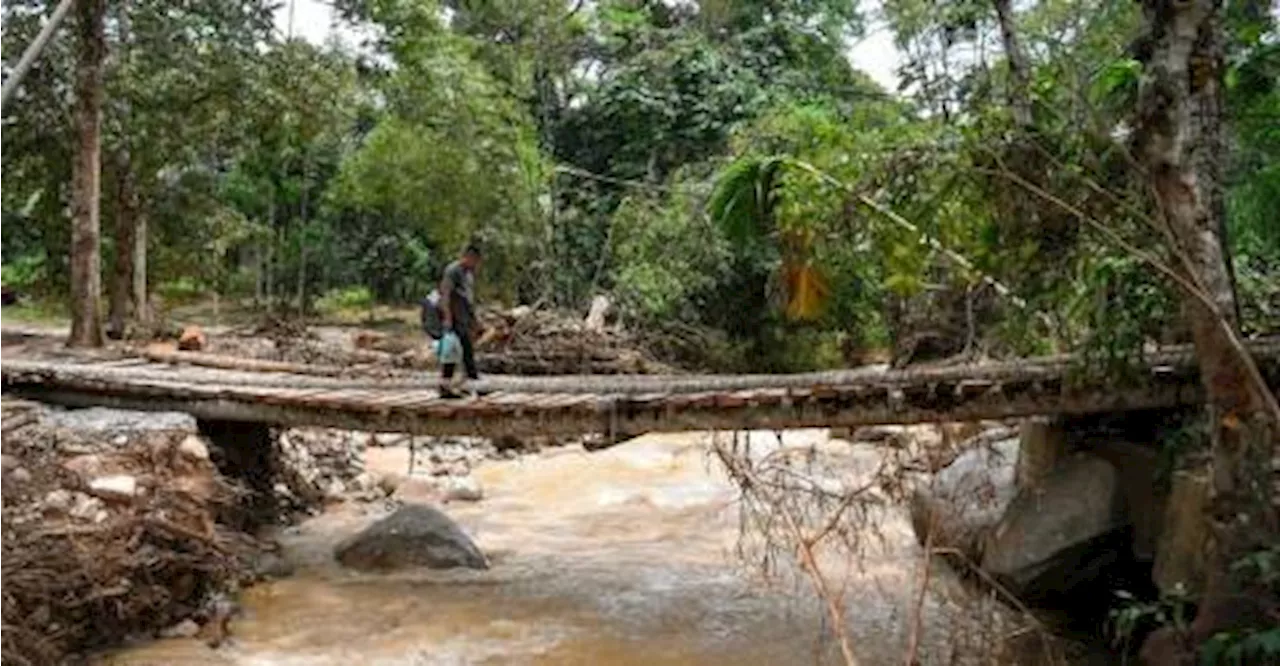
[{"x1": 420, "y1": 290, "x2": 444, "y2": 340}]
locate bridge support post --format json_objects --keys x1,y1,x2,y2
[
  {"x1": 1016, "y1": 416, "x2": 1068, "y2": 489},
  {"x1": 197, "y1": 419, "x2": 279, "y2": 527}
]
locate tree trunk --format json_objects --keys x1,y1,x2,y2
[
  {"x1": 134, "y1": 201, "x2": 148, "y2": 324},
  {"x1": 68, "y1": 0, "x2": 107, "y2": 349},
  {"x1": 1190, "y1": 24, "x2": 1241, "y2": 325},
  {"x1": 108, "y1": 150, "x2": 146, "y2": 338},
  {"x1": 265, "y1": 200, "x2": 276, "y2": 311},
  {"x1": 254, "y1": 244, "x2": 264, "y2": 304},
  {"x1": 1135, "y1": 0, "x2": 1278, "y2": 657},
  {"x1": 107, "y1": 0, "x2": 146, "y2": 340},
  {"x1": 296, "y1": 153, "x2": 310, "y2": 311},
  {"x1": 993, "y1": 0, "x2": 1033, "y2": 128}
]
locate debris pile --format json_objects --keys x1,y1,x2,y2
[
  {"x1": 275, "y1": 428, "x2": 381, "y2": 507},
  {"x1": 0, "y1": 401, "x2": 262, "y2": 663},
  {"x1": 476, "y1": 305, "x2": 674, "y2": 375},
  {"x1": 409, "y1": 436, "x2": 496, "y2": 476},
  {"x1": 175, "y1": 302, "x2": 682, "y2": 375},
  {"x1": 199, "y1": 312, "x2": 430, "y2": 370}
]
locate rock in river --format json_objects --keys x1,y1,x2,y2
[
  {"x1": 980, "y1": 454, "x2": 1127, "y2": 598},
  {"x1": 335, "y1": 504, "x2": 488, "y2": 572},
  {"x1": 909, "y1": 437, "x2": 1019, "y2": 561}
]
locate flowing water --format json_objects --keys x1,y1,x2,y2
[{"x1": 99, "y1": 429, "x2": 1030, "y2": 666}]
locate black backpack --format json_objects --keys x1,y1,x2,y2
[{"x1": 420, "y1": 290, "x2": 444, "y2": 339}]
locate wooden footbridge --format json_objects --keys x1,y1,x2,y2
[{"x1": 4, "y1": 340, "x2": 1280, "y2": 439}]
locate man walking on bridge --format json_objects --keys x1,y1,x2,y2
[{"x1": 438, "y1": 243, "x2": 483, "y2": 398}]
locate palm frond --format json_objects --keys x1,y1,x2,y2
[{"x1": 709, "y1": 155, "x2": 789, "y2": 246}]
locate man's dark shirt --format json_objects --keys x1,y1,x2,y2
[{"x1": 441, "y1": 260, "x2": 475, "y2": 330}]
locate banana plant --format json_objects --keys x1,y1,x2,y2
[{"x1": 708, "y1": 155, "x2": 832, "y2": 321}]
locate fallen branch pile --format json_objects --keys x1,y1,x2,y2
[
  {"x1": 476, "y1": 306, "x2": 674, "y2": 375},
  {"x1": 0, "y1": 402, "x2": 256, "y2": 664}
]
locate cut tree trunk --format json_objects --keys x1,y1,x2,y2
[
  {"x1": 68, "y1": 0, "x2": 107, "y2": 349},
  {"x1": 1135, "y1": 0, "x2": 1278, "y2": 657}
]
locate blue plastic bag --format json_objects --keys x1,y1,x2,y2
[{"x1": 435, "y1": 331, "x2": 462, "y2": 365}]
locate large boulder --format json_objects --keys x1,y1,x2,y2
[
  {"x1": 981, "y1": 454, "x2": 1128, "y2": 598},
  {"x1": 909, "y1": 437, "x2": 1019, "y2": 560},
  {"x1": 335, "y1": 504, "x2": 488, "y2": 572},
  {"x1": 1088, "y1": 440, "x2": 1162, "y2": 561}
]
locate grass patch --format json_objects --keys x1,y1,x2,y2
[{"x1": 1, "y1": 299, "x2": 69, "y2": 326}]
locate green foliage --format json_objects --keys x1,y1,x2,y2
[
  {"x1": 0, "y1": 255, "x2": 50, "y2": 293},
  {"x1": 1107, "y1": 586, "x2": 1195, "y2": 656},
  {"x1": 1200, "y1": 629, "x2": 1280, "y2": 666},
  {"x1": 555, "y1": 22, "x2": 767, "y2": 187},
  {"x1": 1067, "y1": 253, "x2": 1180, "y2": 382},
  {"x1": 1231, "y1": 545, "x2": 1280, "y2": 588},
  {"x1": 1225, "y1": 33, "x2": 1280, "y2": 336},
  {"x1": 708, "y1": 101, "x2": 979, "y2": 352},
  {"x1": 156, "y1": 277, "x2": 207, "y2": 305},
  {"x1": 323, "y1": 28, "x2": 548, "y2": 304},
  {"x1": 708, "y1": 157, "x2": 785, "y2": 248},
  {"x1": 1196, "y1": 547, "x2": 1280, "y2": 664},
  {"x1": 2, "y1": 0, "x2": 1276, "y2": 374},
  {"x1": 1091, "y1": 58, "x2": 1142, "y2": 112},
  {"x1": 314, "y1": 286, "x2": 375, "y2": 318},
  {"x1": 611, "y1": 176, "x2": 732, "y2": 325}
]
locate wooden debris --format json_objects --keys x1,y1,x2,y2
[{"x1": 178, "y1": 325, "x2": 206, "y2": 351}]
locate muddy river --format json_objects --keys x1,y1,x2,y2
[{"x1": 99, "y1": 429, "x2": 1035, "y2": 666}]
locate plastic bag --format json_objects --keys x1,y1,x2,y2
[{"x1": 435, "y1": 331, "x2": 462, "y2": 365}]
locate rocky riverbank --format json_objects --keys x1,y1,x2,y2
[{"x1": 908, "y1": 412, "x2": 1191, "y2": 657}]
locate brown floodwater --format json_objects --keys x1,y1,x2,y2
[{"x1": 98, "y1": 429, "x2": 1033, "y2": 666}]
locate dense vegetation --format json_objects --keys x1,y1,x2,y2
[{"x1": 3, "y1": 0, "x2": 1276, "y2": 368}]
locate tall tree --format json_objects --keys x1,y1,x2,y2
[
  {"x1": 100, "y1": 0, "x2": 275, "y2": 328},
  {"x1": 1135, "y1": 0, "x2": 1279, "y2": 655},
  {"x1": 107, "y1": 0, "x2": 145, "y2": 338},
  {"x1": 68, "y1": 0, "x2": 107, "y2": 348}
]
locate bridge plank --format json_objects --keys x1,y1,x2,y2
[
  {"x1": 377, "y1": 391, "x2": 437, "y2": 408},
  {"x1": 5, "y1": 338, "x2": 1279, "y2": 441}
]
